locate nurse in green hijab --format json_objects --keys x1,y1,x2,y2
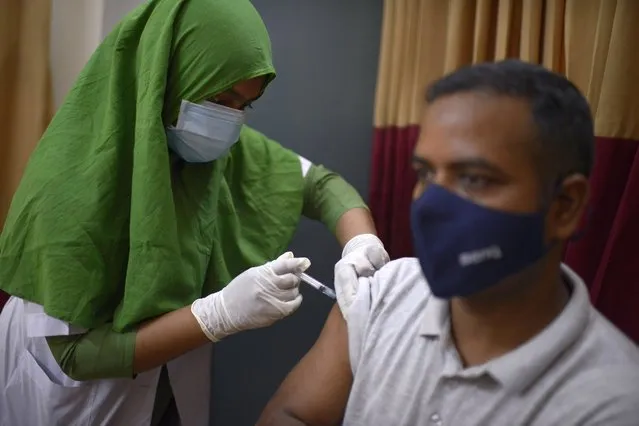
[{"x1": 0, "y1": 0, "x2": 388, "y2": 425}]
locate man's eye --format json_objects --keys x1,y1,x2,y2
[
  {"x1": 459, "y1": 174, "x2": 492, "y2": 190},
  {"x1": 415, "y1": 168, "x2": 434, "y2": 183}
]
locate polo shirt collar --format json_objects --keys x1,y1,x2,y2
[
  {"x1": 487, "y1": 264, "x2": 590, "y2": 392},
  {"x1": 420, "y1": 292, "x2": 449, "y2": 337},
  {"x1": 419, "y1": 264, "x2": 591, "y2": 393}
]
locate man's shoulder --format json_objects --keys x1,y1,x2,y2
[
  {"x1": 540, "y1": 364, "x2": 639, "y2": 424},
  {"x1": 559, "y1": 264, "x2": 639, "y2": 368},
  {"x1": 359, "y1": 257, "x2": 432, "y2": 326},
  {"x1": 349, "y1": 257, "x2": 429, "y2": 328},
  {"x1": 371, "y1": 257, "x2": 425, "y2": 289},
  {"x1": 347, "y1": 258, "x2": 430, "y2": 372},
  {"x1": 585, "y1": 309, "x2": 639, "y2": 363},
  {"x1": 539, "y1": 301, "x2": 639, "y2": 424},
  {"x1": 368, "y1": 257, "x2": 429, "y2": 302}
]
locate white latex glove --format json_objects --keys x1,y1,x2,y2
[
  {"x1": 335, "y1": 234, "x2": 389, "y2": 320},
  {"x1": 191, "y1": 252, "x2": 310, "y2": 342}
]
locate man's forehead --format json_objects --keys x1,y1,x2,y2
[
  {"x1": 423, "y1": 92, "x2": 532, "y2": 131},
  {"x1": 416, "y1": 92, "x2": 536, "y2": 162}
]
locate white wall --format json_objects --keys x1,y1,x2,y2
[
  {"x1": 50, "y1": 0, "x2": 143, "y2": 109},
  {"x1": 101, "y1": 0, "x2": 145, "y2": 39},
  {"x1": 50, "y1": 0, "x2": 105, "y2": 108}
]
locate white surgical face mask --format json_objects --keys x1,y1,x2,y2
[{"x1": 166, "y1": 100, "x2": 245, "y2": 163}]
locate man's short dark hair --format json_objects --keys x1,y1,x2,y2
[{"x1": 425, "y1": 59, "x2": 595, "y2": 180}]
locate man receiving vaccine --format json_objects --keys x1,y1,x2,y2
[{"x1": 257, "y1": 60, "x2": 639, "y2": 426}]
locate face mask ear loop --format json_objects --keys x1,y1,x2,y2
[
  {"x1": 541, "y1": 177, "x2": 569, "y2": 251},
  {"x1": 549, "y1": 173, "x2": 591, "y2": 243},
  {"x1": 539, "y1": 177, "x2": 564, "y2": 215},
  {"x1": 569, "y1": 205, "x2": 592, "y2": 242}
]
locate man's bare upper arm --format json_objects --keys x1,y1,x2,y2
[{"x1": 258, "y1": 305, "x2": 352, "y2": 426}]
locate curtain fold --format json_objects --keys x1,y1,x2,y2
[
  {"x1": 0, "y1": 0, "x2": 53, "y2": 309},
  {"x1": 370, "y1": 0, "x2": 639, "y2": 341},
  {"x1": 565, "y1": 138, "x2": 639, "y2": 342},
  {"x1": 562, "y1": 0, "x2": 639, "y2": 342}
]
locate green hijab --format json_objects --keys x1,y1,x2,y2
[{"x1": 0, "y1": 0, "x2": 304, "y2": 332}]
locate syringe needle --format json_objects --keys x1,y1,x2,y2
[{"x1": 299, "y1": 273, "x2": 337, "y2": 300}]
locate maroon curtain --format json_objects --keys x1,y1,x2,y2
[
  {"x1": 564, "y1": 137, "x2": 639, "y2": 343},
  {"x1": 0, "y1": 291, "x2": 7, "y2": 311},
  {"x1": 369, "y1": 126, "x2": 420, "y2": 259}
]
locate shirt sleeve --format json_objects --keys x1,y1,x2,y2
[
  {"x1": 346, "y1": 259, "x2": 427, "y2": 376},
  {"x1": 46, "y1": 324, "x2": 136, "y2": 380},
  {"x1": 540, "y1": 366, "x2": 639, "y2": 426},
  {"x1": 302, "y1": 163, "x2": 368, "y2": 233},
  {"x1": 347, "y1": 275, "x2": 374, "y2": 375}
]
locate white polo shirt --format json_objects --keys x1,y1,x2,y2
[{"x1": 344, "y1": 258, "x2": 639, "y2": 426}]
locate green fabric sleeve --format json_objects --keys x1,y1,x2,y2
[
  {"x1": 302, "y1": 164, "x2": 368, "y2": 233},
  {"x1": 46, "y1": 325, "x2": 136, "y2": 381}
]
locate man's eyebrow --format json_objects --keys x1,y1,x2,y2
[
  {"x1": 448, "y1": 158, "x2": 504, "y2": 174},
  {"x1": 411, "y1": 155, "x2": 506, "y2": 174}
]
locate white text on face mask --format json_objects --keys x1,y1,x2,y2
[{"x1": 458, "y1": 245, "x2": 503, "y2": 267}]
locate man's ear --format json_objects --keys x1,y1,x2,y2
[{"x1": 548, "y1": 174, "x2": 590, "y2": 240}]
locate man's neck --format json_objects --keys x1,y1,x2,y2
[{"x1": 449, "y1": 261, "x2": 570, "y2": 368}]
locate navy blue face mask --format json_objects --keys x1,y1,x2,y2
[{"x1": 410, "y1": 184, "x2": 550, "y2": 299}]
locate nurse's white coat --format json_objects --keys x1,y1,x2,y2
[{"x1": 0, "y1": 297, "x2": 211, "y2": 426}]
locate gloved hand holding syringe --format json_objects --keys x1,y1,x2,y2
[{"x1": 299, "y1": 273, "x2": 336, "y2": 300}]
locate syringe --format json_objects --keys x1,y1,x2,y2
[{"x1": 299, "y1": 273, "x2": 337, "y2": 300}]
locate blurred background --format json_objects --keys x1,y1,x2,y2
[{"x1": 1, "y1": 1, "x2": 638, "y2": 425}]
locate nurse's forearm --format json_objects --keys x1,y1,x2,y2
[
  {"x1": 47, "y1": 306, "x2": 210, "y2": 380},
  {"x1": 334, "y1": 207, "x2": 378, "y2": 248},
  {"x1": 133, "y1": 305, "x2": 209, "y2": 374},
  {"x1": 47, "y1": 325, "x2": 137, "y2": 380}
]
